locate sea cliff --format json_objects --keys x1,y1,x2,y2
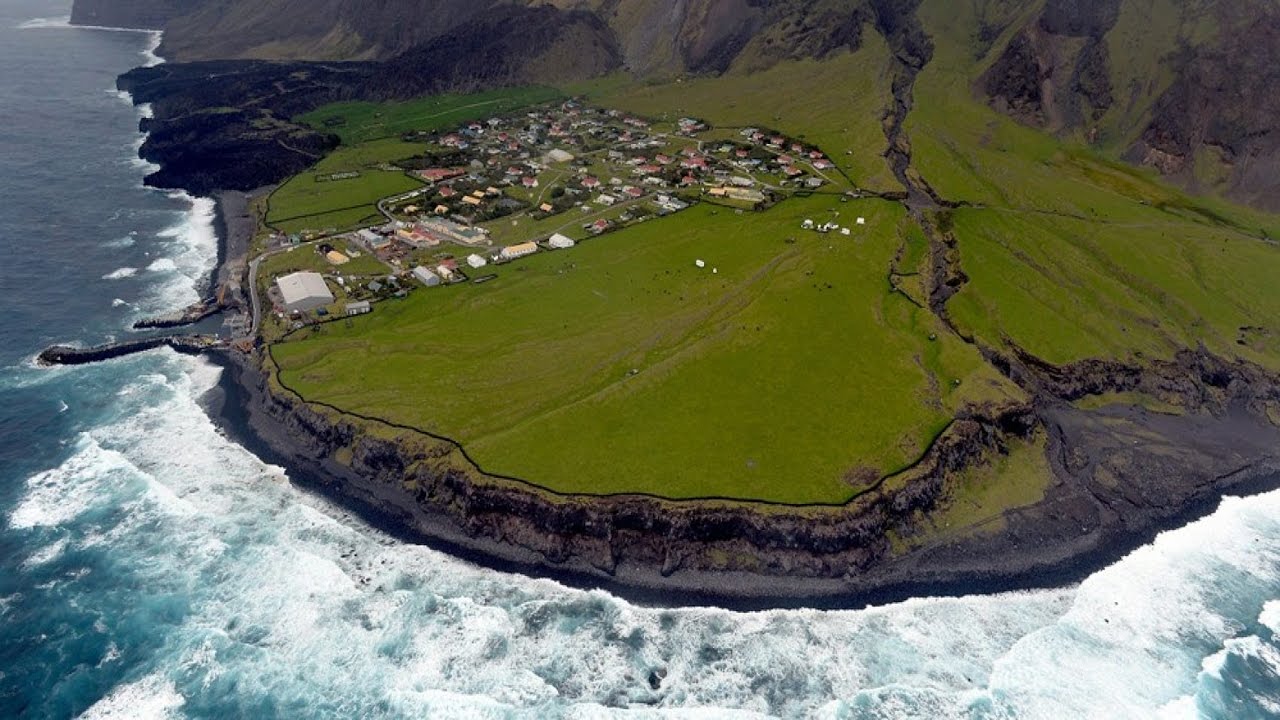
[{"x1": 201, "y1": 343, "x2": 1280, "y2": 608}]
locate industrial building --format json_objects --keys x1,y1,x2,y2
[
  {"x1": 499, "y1": 242, "x2": 538, "y2": 261},
  {"x1": 276, "y1": 271, "x2": 334, "y2": 313}
]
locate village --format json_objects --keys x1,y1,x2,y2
[{"x1": 258, "y1": 99, "x2": 857, "y2": 331}]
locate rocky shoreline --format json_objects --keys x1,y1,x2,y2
[
  {"x1": 194, "y1": 338, "x2": 1280, "y2": 609},
  {"x1": 97, "y1": 35, "x2": 1280, "y2": 608},
  {"x1": 163, "y1": 166, "x2": 1280, "y2": 609}
]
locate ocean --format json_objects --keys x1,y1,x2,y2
[{"x1": 1, "y1": 2, "x2": 1278, "y2": 717}]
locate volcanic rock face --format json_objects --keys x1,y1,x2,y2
[
  {"x1": 978, "y1": 0, "x2": 1280, "y2": 210},
  {"x1": 981, "y1": 0, "x2": 1120, "y2": 130},
  {"x1": 116, "y1": 5, "x2": 621, "y2": 194},
  {"x1": 1129, "y1": 4, "x2": 1280, "y2": 210}
]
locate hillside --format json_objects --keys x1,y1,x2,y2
[{"x1": 75, "y1": 0, "x2": 1280, "y2": 211}]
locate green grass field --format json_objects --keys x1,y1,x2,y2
[
  {"x1": 266, "y1": 139, "x2": 425, "y2": 235},
  {"x1": 297, "y1": 87, "x2": 565, "y2": 145},
  {"x1": 274, "y1": 195, "x2": 1019, "y2": 502},
  {"x1": 946, "y1": 207, "x2": 1280, "y2": 370},
  {"x1": 898, "y1": 2, "x2": 1280, "y2": 371}
]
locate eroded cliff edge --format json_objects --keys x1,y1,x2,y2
[{"x1": 202, "y1": 344, "x2": 1280, "y2": 608}]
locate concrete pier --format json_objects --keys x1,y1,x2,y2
[{"x1": 38, "y1": 335, "x2": 222, "y2": 366}]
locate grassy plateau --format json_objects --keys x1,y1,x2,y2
[
  {"x1": 274, "y1": 196, "x2": 1017, "y2": 503},
  {"x1": 263, "y1": 15, "x2": 1280, "y2": 514}
]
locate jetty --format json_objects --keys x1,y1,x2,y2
[
  {"x1": 132, "y1": 287, "x2": 232, "y2": 330},
  {"x1": 38, "y1": 335, "x2": 224, "y2": 366}
]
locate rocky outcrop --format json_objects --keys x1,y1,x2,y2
[
  {"x1": 115, "y1": 5, "x2": 621, "y2": 195},
  {"x1": 981, "y1": 0, "x2": 1120, "y2": 132},
  {"x1": 1128, "y1": 3, "x2": 1280, "y2": 210},
  {"x1": 977, "y1": 0, "x2": 1280, "y2": 210}
]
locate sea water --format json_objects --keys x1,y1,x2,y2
[{"x1": 1, "y1": 2, "x2": 1278, "y2": 718}]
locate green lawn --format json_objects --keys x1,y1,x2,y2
[
  {"x1": 946, "y1": 207, "x2": 1280, "y2": 370},
  {"x1": 259, "y1": 244, "x2": 388, "y2": 280},
  {"x1": 266, "y1": 139, "x2": 425, "y2": 235},
  {"x1": 297, "y1": 86, "x2": 565, "y2": 144},
  {"x1": 274, "y1": 195, "x2": 1018, "y2": 503}
]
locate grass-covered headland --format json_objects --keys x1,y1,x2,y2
[{"x1": 263, "y1": 31, "x2": 1280, "y2": 524}]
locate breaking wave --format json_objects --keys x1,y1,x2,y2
[
  {"x1": 3, "y1": 352, "x2": 1278, "y2": 717},
  {"x1": 102, "y1": 267, "x2": 138, "y2": 280}
]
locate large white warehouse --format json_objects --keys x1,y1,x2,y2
[{"x1": 277, "y1": 271, "x2": 334, "y2": 312}]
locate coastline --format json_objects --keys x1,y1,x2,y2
[
  {"x1": 100, "y1": 37, "x2": 1280, "y2": 610},
  {"x1": 182, "y1": 165, "x2": 1280, "y2": 610},
  {"x1": 197, "y1": 343, "x2": 1280, "y2": 610}
]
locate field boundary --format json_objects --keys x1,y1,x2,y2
[{"x1": 266, "y1": 340, "x2": 955, "y2": 510}]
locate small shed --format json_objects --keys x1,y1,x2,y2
[{"x1": 345, "y1": 301, "x2": 372, "y2": 316}]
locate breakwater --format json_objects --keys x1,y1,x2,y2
[
  {"x1": 38, "y1": 335, "x2": 222, "y2": 366},
  {"x1": 132, "y1": 296, "x2": 225, "y2": 330}
]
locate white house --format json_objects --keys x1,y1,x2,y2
[
  {"x1": 500, "y1": 242, "x2": 538, "y2": 261},
  {"x1": 412, "y1": 266, "x2": 441, "y2": 287},
  {"x1": 466, "y1": 253, "x2": 488, "y2": 269},
  {"x1": 277, "y1": 272, "x2": 333, "y2": 312},
  {"x1": 548, "y1": 233, "x2": 575, "y2": 249}
]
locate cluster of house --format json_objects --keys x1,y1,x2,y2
[
  {"x1": 268, "y1": 102, "x2": 862, "y2": 329},
  {"x1": 396, "y1": 102, "x2": 741, "y2": 235}
]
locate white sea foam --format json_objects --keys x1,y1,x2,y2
[
  {"x1": 102, "y1": 267, "x2": 138, "y2": 280},
  {"x1": 15, "y1": 16, "x2": 71, "y2": 30},
  {"x1": 136, "y1": 194, "x2": 218, "y2": 315},
  {"x1": 8, "y1": 436, "x2": 133, "y2": 530},
  {"x1": 18, "y1": 16, "x2": 159, "y2": 35},
  {"x1": 142, "y1": 31, "x2": 164, "y2": 67},
  {"x1": 22, "y1": 537, "x2": 69, "y2": 568},
  {"x1": 13, "y1": 351, "x2": 1280, "y2": 717},
  {"x1": 106, "y1": 233, "x2": 137, "y2": 248},
  {"x1": 79, "y1": 673, "x2": 185, "y2": 720},
  {"x1": 1260, "y1": 600, "x2": 1280, "y2": 635}
]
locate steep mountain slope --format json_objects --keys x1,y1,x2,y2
[
  {"x1": 158, "y1": 0, "x2": 508, "y2": 61},
  {"x1": 978, "y1": 0, "x2": 1280, "y2": 209},
  {"x1": 76, "y1": 0, "x2": 1280, "y2": 210},
  {"x1": 117, "y1": 5, "x2": 619, "y2": 195}
]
